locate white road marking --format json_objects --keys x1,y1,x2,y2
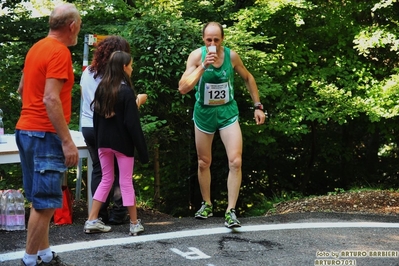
[
  {"x1": 1, "y1": 222, "x2": 399, "y2": 262},
  {"x1": 170, "y1": 247, "x2": 211, "y2": 260}
]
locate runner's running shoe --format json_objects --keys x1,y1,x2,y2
[
  {"x1": 224, "y1": 208, "x2": 241, "y2": 228},
  {"x1": 37, "y1": 251, "x2": 75, "y2": 266},
  {"x1": 195, "y1": 201, "x2": 213, "y2": 219},
  {"x1": 83, "y1": 219, "x2": 112, "y2": 234}
]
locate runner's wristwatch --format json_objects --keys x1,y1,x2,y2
[{"x1": 254, "y1": 103, "x2": 264, "y2": 111}]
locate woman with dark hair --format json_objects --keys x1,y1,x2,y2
[
  {"x1": 80, "y1": 36, "x2": 147, "y2": 224},
  {"x1": 84, "y1": 51, "x2": 149, "y2": 235}
]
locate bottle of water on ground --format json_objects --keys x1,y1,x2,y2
[
  {"x1": 5, "y1": 190, "x2": 16, "y2": 231},
  {"x1": 0, "y1": 190, "x2": 9, "y2": 230},
  {"x1": 0, "y1": 189, "x2": 26, "y2": 231},
  {"x1": 14, "y1": 190, "x2": 26, "y2": 230},
  {"x1": 0, "y1": 190, "x2": 4, "y2": 230}
]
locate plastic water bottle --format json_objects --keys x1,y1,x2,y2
[
  {"x1": 0, "y1": 108, "x2": 4, "y2": 143},
  {"x1": 14, "y1": 190, "x2": 25, "y2": 230},
  {"x1": 0, "y1": 190, "x2": 9, "y2": 230},
  {"x1": 5, "y1": 189, "x2": 16, "y2": 231}
]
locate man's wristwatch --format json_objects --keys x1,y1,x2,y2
[{"x1": 254, "y1": 102, "x2": 264, "y2": 111}]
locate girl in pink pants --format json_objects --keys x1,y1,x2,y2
[{"x1": 83, "y1": 51, "x2": 149, "y2": 235}]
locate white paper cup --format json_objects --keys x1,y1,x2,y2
[{"x1": 208, "y1": 45, "x2": 216, "y2": 53}]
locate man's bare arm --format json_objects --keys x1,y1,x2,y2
[
  {"x1": 178, "y1": 49, "x2": 205, "y2": 94},
  {"x1": 231, "y1": 50, "x2": 265, "y2": 125},
  {"x1": 44, "y1": 78, "x2": 79, "y2": 167},
  {"x1": 17, "y1": 74, "x2": 24, "y2": 99}
]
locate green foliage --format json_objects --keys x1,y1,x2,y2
[
  {"x1": 0, "y1": 164, "x2": 23, "y2": 191},
  {"x1": 327, "y1": 188, "x2": 346, "y2": 196},
  {"x1": 229, "y1": 0, "x2": 399, "y2": 200},
  {"x1": 0, "y1": 12, "x2": 48, "y2": 132},
  {"x1": 244, "y1": 189, "x2": 304, "y2": 217}
]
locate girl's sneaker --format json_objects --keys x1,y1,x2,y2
[
  {"x1": 129, "y1": 219, "x2": 144, "y2": 236},
  {"x1": 83, "y1": 219, "x2": 112, "y2": 234}
]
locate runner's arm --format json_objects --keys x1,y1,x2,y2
[
  {"x1": 178, "y1": 49, "x2": 205, "y2": 94},
  {"x1": 231, "y1": 50, "x2": 265, "y2": 125}
]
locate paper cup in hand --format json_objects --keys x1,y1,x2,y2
[{"x1": 208, "y1": 45, "x2": 216, "y2": 53}]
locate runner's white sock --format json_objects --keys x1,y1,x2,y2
[
  {"x1": 37, "y1": 248, "x2": 53, "y2": 263},
  {"x1": 23, "y1": 253, "x2": 37, "y2": 266}
]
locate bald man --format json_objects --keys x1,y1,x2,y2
[
  {"x1": 178, "y1": 22, "x2": 266, "y2": 228},
  {"x1": 16, "y1": 3, "x2": 82, "y2": 266}
]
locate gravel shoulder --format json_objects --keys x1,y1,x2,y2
[{"x1": 270, "y1": 190, "x2": 399, "y2": 216}]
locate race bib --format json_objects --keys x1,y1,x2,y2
[{"x1": 204, "y1": 82, "x2": 229, "y2": 105}]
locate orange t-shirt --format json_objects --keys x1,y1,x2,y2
[{"x1": 16, "y1": 37, "x2": 74, "y2": 132}]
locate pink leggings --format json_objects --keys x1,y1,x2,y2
[{"x1": 93, "y1": 148, "x2": 136, "y2": 206}]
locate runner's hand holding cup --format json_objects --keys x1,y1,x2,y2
[{"x1": 204, "y1": 45, "x2": 217, "y2": 68}]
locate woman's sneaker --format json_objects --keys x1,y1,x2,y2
[
  {"x1": 129, "y1": 219, "x2": 144, "y2": 236},
  {"x1": 83, "y1": 219, "x2": 112, "y2": 234},
  {"x1": 224, "y1": 208, "x2": 241, "y2": 228},
  {"x1": 195, "y1": 202, "x2": 213, "y2": 219}
]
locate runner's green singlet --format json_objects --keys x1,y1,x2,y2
[
  {"x1": 193, "y1": 46, "x2": 239, "y2": 134},
  {"x1": 195, "y1": 46, "x2": 234, "y2": 105}
]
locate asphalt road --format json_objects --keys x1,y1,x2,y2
[{"x1": 1, "y1": 213, "x2": 399, "y2": 266}]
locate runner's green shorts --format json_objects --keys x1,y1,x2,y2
[{"x1": 193, "y1": 100, "x2": 239, "y2": 134}]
